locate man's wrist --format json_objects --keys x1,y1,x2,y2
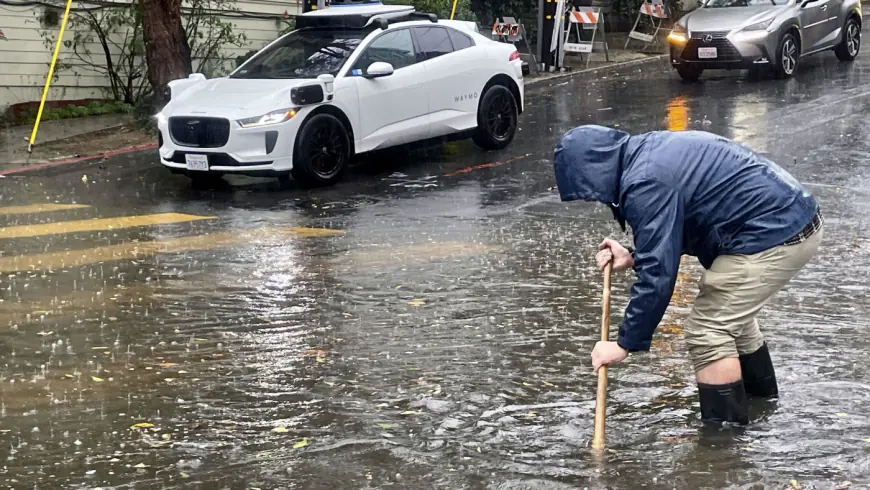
[{"x1": 616, "y1": 339, "x2": 640, "y2": 353}]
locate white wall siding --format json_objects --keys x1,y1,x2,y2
[{"x1": 0, "y1": 0, "x2": 301, "y2": 111}]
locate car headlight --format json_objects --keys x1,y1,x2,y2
[
  {"x1": 237, "y1": 109, "x2": 297, "y2": 128},
  {"x1": 743, "y1": 18, "x2": 774, "y2": 31},
  {"x1": 668, "y1": 23, "x2": 688, "y2": 43}
]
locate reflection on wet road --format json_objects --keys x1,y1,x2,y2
[{"x1": 1, "y1": 51, "x2": 869, "y2": 489}]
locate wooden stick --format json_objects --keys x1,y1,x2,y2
[{"x1": 591, "y1": 261, "x2": 612, "y2": 450}]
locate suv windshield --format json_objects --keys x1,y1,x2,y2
[
  {"x1": 231, "y1": 28, "x2": 363, "y2": 79},
  {"x1": 704, "y1": 0, "x2": 784, "y2": 6}
]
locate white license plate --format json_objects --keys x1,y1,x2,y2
[
  {"x1": 697, "y1": 47, "x2": 718, "y2": 59},
  {"x1": 185, "y1": 154, "x2": 209, "y2": 171}
]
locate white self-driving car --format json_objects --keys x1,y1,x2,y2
[{"x1": 155, "y1": 3, "x2": 528, "y2": 187}]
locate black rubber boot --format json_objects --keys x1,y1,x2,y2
[
  {"x1": 698, "y1": 380, "x2": 750, "y2": 426},
  {"x1": 739, "y1": 342, "x2": 779, "y2": 399}
]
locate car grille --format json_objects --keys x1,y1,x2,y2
[
  {"x1": 168, "y1": 117, "x2": 230, "y2": 148},
  {"x1": 681, "y1": 37, "x2": 742, "y2": 62},
  {"x1": 168, "y1": 152, "x2": 272, "y2": 167},
  {"x1": 690, "y1": 30, "x2": 730, "y2": 39}
]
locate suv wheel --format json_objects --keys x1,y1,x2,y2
[
  {"x1": 291, "y1": 113, "x2": 351, "y2": 188},
  {"x1": 774, "y1": 33, "x2": 799, "y2": 78},
  {"x1": 676, "y1": 64, "x2": 703, "y2": 82},
  {"x1": 472, "y1": 85, "x2": 518, "y2": 151},
  {"x1": 835, "y1": 18, "x2": 861, "y2": 61}
]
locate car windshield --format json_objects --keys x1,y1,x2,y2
[
  {"x1": 704, "y1": 0, "x2": 784, "y2": 6},
  {"x1": 231, "y1": 28, "x2": 363, "y2": 79}
]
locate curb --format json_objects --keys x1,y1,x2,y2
[
  {"x1": 525, "y1": 54, "x2": 669, "y2": 86},
  {"x1": 0, "y1": 142, "x2": 157, "y2": 177}
]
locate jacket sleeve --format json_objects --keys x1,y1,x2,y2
[{"x1": 616, "y1": 180, "x2": 684, "y2": 352}]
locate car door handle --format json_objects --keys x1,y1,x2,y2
[{"x1": 820, "y1": 4, "x2": 827, "y2": 10}]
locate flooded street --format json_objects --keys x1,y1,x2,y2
[{"x1": 2, "y1": 52, "x2": 870, "y2": 489}]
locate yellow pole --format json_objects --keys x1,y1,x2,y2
[
  {"x1": 449, "y1": 0, "x2": 459, "y2": 19},
  {"x1": 28, "y1": 0, "x2": 74, "y2": 153}
]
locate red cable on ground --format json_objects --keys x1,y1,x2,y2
[{"x1": 0, "y1": 143, "x2": 157, "y2": 176}]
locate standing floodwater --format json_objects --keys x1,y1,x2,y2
[{"x1": 1, "y1": 52, "x2": 869, "y2": 489}]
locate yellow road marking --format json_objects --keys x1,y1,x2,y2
[
  {"x1": 0, "y1": 204, "x2": 90, "y2": 216},
  {"x1": 0, "y1": 213, "x2": 214, "y2": 239},
  {"x1": 0, "y1": 227, "x2": 343, "y2": 273},
  {"x1": 0, "y1": 285, "x2": 155, "y2": 325}
]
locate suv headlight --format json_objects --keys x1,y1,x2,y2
[
  {"x1": 668, "y1": 23, "x2": 688, "y2": 43},
  {"x1": 237, "y1": 109, "x2": 297, "y2": 128},
  {"x1": 743, "y1": 18, "x2": 774, "y2": 31}
]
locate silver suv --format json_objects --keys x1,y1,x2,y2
[{"x1": 667, "y1": 0, "x2": 862, "y2": 80}]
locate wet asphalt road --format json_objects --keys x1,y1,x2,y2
[{"x1": 1, "y1": 50, "x2": 870, "y2": 490}]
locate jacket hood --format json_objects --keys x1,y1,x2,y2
[{"x1": 553, "y1": 125, "x2": 630, "y2": 204}]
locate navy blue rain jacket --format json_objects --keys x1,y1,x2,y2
[{"x1": 553, "y1": 125, "x2": 818, "y2": 352}]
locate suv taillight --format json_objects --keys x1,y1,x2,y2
[{"x1": 509, "y1": 50, "x2": 520, "y2": 61}]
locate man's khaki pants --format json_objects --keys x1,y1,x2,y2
[{"x1": 685, "y1": 228, "x2": 823, "y2": 372}]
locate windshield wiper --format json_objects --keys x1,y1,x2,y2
[{"x1": 319, "y1": 46, "x2": 347, "y2": 58}]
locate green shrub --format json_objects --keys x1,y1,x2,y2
[
  {"x1": 72, "y1": 105, "x2": 91, "y2": 117},
  {"x1": 11, "y1": 100, "x2": 134, "y2": 125}
]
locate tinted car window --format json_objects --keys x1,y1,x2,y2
[
  {"x1": 414, "y1": 27, "x2": 453, "y2": 60},
  {"x1": 447, "y1": 28, "x2": 474, "y2": 51},
  {"x1": 353, "y1": 28, "x2": 417, "y2": 73},
  {"x1": 231, "y1": 28, "x2": 363, "y2": 79}
]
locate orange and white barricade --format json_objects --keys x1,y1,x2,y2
[
  {"x1": 492, "y1": 16, "x2": 538, "y2": 73},
  {"x1": 491, "y1": 20, "x2": 522, "y2": 42},
  {"x1": 562, "y1": 7, "x2": 609, "y2": 68},
  {"x1": 625, "y1": 0, "x2": 670, "y2": 50}
]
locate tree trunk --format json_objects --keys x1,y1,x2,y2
[{"x1": 140, "y1": 0, "x2": 191, "y2": 110}]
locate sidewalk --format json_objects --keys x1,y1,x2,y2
[{"x1": 0, "y1": 114, "x2": 154, "y2": 171}]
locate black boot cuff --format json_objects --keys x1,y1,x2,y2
[{"x1": 699, "y1": 379, "x2": 749, "y2": 426}]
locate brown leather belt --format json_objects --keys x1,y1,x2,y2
[{"x1": 783, "y1": 210, "x2": 823, "y2": 246}]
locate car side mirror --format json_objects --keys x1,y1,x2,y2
[
  {"x1": 364, "y1": 62, "x2": 394, "y2": 79},
  {"x1": 317, "y1": 73, "x2": 335, "y2": 98}
]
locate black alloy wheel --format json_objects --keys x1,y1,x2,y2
[
  {"x1": 291, "y1": 113, "x2": 351, "y2": 187},
  {"x1": 472, "y1": 85, "x2": 518, "y2": 151}
]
